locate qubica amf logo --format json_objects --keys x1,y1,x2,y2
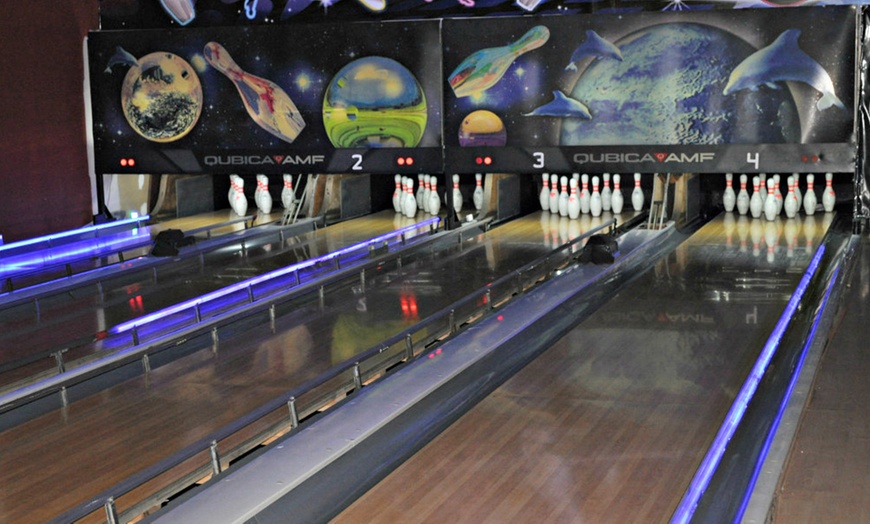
[
  {"x1": 572, "y1": 152, "x2": 716, "y2": 164},
  {"x1": 203, "y1": 154, "x2": 326, "y2": 166}
]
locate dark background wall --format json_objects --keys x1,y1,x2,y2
[{"x1": 0, "y1": 1, "x2": 99, "y2": 243}]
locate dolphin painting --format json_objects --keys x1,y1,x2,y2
[
  {"x1": 524, "y1": 91, "x2": 592, "y2": 119},
  {"x1": 565, "y1": 30, "x2": 623, "y2": 72},
  {"x1": 723, "y1": 29, "x2": 845, "y2": 111}
]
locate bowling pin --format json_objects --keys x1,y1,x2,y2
[
  {"x1": 723, "y1": 173, "x2": 736, "y2": 212},
  {"x1": 631, "y1": 173, "x2": 644, "y2": 211},
  {"x1": 423, "y1": 175, "x2": 432, "y2": 214},
  {"x1": 792, "y1": 173, "x2": 802, "y2": 205},
  {"x1": 822, "y1": 172, "x2": 836, "y2": 212},
  {"x1": 549, "y1": 174, "x2": 559, "y2": 213},
  {"x1": 282, "y1": 174, "x2": 296, "y2": 211},
  {"x1": 255, "y1": 174, "x2": 272, "y2": 214},
  {"x1": 601, "y1": 173, "x2": 612, "y2": 212},
  {"x1": 749, "y1": 176, "x2": 763, "y2": 219},
  {"x1": 803, "y1": 174, "x2": 817, "y2": 215},
  {"x1": 784, "y1": 176, "x2": 798, "y2": 218},
  {"x1": 392, "y1": 175, "x2": 403, "y2": 213},
  {"x1": 473, "y1": 173, "x2": 484, "y2": 210},
  {"x1": 736, "y1": 174, "x2": 750, "y2": 216},
  {"x1": 203, "y1": 42, "x2": 305, "y2": 144},
  {"x1": 231, "y1": 175, "x2": 248, "y2": 216},
  {"x1": 558, "y1": 176, "x2": 569, "y2": 217},
  {"x1": 540, "y1": 173, "x2": 550, "y2": 212},
  {"x1": 228, "y1": 174, "x2": 237, "y2": 208},
  {"x1": 590, "y1": 176, "x2": 602, "y2": 217},
  {"x1": 403, "y1": 177, "x2": 417, "y2": 218},
  {"x1": 429, "y1": 177, "x2": 441, "y2": 215},
  {"x1": 579, "y1": 174, "x2": 590, "y2": 214},
  {"x1": 763, "y1": 178, "x2": 778, "y2": 221},
  {"x1": 611, "y1": 174, "x2": 624, "y2": 214},
  {"x1": 568, "y1": 177, "x2": 580, "y2": 219},
  {"x1": 759, "y1": 173, "x2": 768, "y2": 203},
  {"x1": 452, "y1": 174, "x2": 463, "y2": 214},
  {"x1": 416, "y1": 174, "x2": 425, "y2": 210},
  {"x1": 773, "y1": 174, "x2": 783, "y2": 214}
]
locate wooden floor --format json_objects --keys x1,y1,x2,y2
[
  {"x1": 772, "y1": 235, "x2": 870, "y2": 523},
  {"x1": 0, "y1": 209, "x2": 625, "y2": 522},
  {"x1": 333, "y1": 213, "x2": 834, "y2": 523}
]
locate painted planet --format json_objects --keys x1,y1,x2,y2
[
  {"x1": 322, "y1": 56, "x2": 427, "y2": 148},
  {"x1": 121, "y1": 52, "x2": 203, "y2": 142},
  {"x1": 560, "y1": 23, "x2": 800, "y2": 146},
  {"x1": 459, "y1": 110, "x2": 507, "y2": 147}
]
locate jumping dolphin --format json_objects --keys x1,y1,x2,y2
[
  {"x1": 524, "y1": 91, "x2": 592, "y2": 119},
  {"x1": 565, "y1": 30, "x2": 623, "y2": 72},
  {"x1": 723, "y1": 29, "x2": 845, "y2": 111}
]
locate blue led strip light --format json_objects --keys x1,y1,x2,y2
[
  {"x1": 734, "y1": 263, "x2": 841, "y2": 520},
  {"x1": 0, "y1": 216, "x2": 149, "y2": 255},
  {"x1": 109, "y1": 217, "x2": 440, "y2": 336},
  {"x1": 671, "y1": 244, "x2": 826, "y2": 524}
]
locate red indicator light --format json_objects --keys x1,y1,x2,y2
[
  {"x1": 497, "y1": 315, "x2": 504, "y2": 321},
  {"x1": 406, "y1": 157, "x2": 414, "y2": 166},
  {"x1": 397, "y1": 157, "x2": 406, "y2": 166},
  {"x1": 475, "y1": 157, "x2": 483, "y2": 165},
  {"x1": 120, "y1": 158, "x2": 136, "y2": 167},
  {"x1": 476, "y1": 156, "x2": 493, "y2": 165},
  {"x1": 120, "y1": 159, "x2": 127, "y2": 167},
  {"x1": 484, "y1": 156, "x2": 492, "y2": 165},
  {"x1": 397, "y1": 156, "x2": 414, "y2": 166}
]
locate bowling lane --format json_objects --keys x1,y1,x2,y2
[
  {"x1": 0, "y1": 210, "x2": 410, "y2": 388},
  {"x1": 332, "y1": 212, "x2": 835, "y2": 524},
  {"x1": 0, "y1": 210, "x2": 626, "y2": 523},
  {"x1": 771, "y1": 235, "x2": 870, "y2": 523}
]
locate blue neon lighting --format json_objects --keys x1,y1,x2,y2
[
  {"x1": 0, "y1": 216, "x2": 149, "y2": 256},
  {"x1": 671, "y1": 244, "x2": 826, "y2": 524},
  {"x1": 734, "y1": 264, "x2": 840, "y2": 521},
  {"x1": 109, "y1": 217, "x2": 440, "y2": 336}
]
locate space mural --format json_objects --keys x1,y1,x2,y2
[
  {"x1": 89, "y1": 20, "x2": 443, "y2": 174},
  {"x1": 89, "y1": 6, "x2": 857, "y2": 175},
  {"x1": 441, "y1": 7, "x2": 856, "y2": 173}
]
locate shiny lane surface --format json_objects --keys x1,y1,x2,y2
[
  {"x1": 0, "y1": 210, "x2": 624, "y2": 522},
  {"x1": 0, "y1": 211, "x2": 408, "y2": 387},
  {"x1": 333, "y1": 213, "x2": 834, "y2": 523}
]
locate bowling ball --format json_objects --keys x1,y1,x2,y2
[
  {"x1": 458, "y1": 110, "x2": 507, "y2": 147},
  {"x1": 322, "y1": 56, "x2": 427, "y2": 148},
  {"x1": 121, "y1": 52, "x2": 203, "y2": 142}
]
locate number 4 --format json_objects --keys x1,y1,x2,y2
[{"x1": 746, "y1": 152, "x2": 759, "y2": 170}]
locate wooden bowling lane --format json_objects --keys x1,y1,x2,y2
[
  {"x1": 0, "y1": 210, "x2": 618, "y2": 522},
  {"x1": 332, "y1": 213, "x2": 834, "y2": 524},
  {"x1": 0, "y1": 210, "x2": 411, "y2": 388},
  {"x1": 771, "y1": 235, "x2": 870, "y2": 523}
]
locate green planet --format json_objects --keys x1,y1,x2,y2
[{"x1": 323, "y1": 56, "x2": 427, "y2": 148}]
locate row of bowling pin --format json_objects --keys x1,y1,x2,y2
[
  {"x1": 723, "y1": 172, "x2": 835, "y2": 220},
  {"x1": 393, "y1": 174, "x2": 485, "y2": 218},
  {"x1": 539, "y1": 172, "x2": 644, "y2": 218},
  {"x1": 228, "y1": 174, "x2": 297, "y2": 217}
]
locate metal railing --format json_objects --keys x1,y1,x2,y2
[{"x1": 50, "y1": 217, "x2": 619, "y2": 524}]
